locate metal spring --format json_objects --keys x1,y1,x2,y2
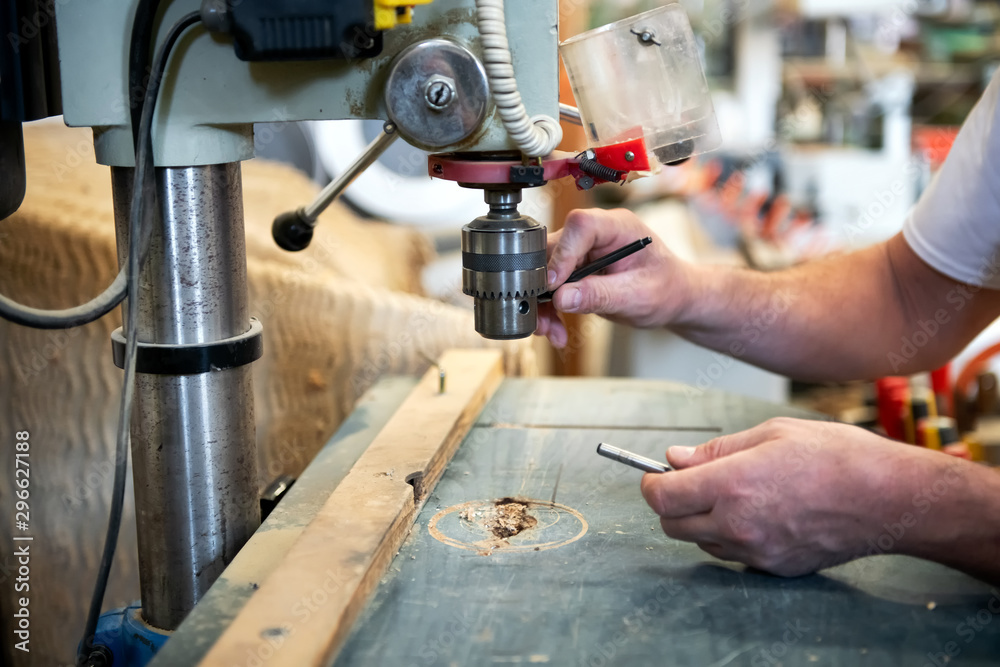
[{"x1": 578, "y1": 157, "x2": 625, "y2": 184}]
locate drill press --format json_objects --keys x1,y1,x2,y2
[
  {"x1": 53, "y1": 0, "x2": 564, "y2": 641},
  {"x1": 0, "y1": 1, "x2": 717, "y2": 663}
]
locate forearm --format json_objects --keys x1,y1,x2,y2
[
  {"x1": 887, "y1": 451, "x2": 1000, "y2": 584},
  {"x1": 670, "y1": 234, "x2": 1000, "y2": 381},
  {"x1": 670, "y1": 245, "x2": 899, "y2": 380}
]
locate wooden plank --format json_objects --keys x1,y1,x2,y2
[
  {"x1": 149, "y1": 377, "x2": 419, "y2": 667},
  {"x1": 198, "y1": 349, "x2": 505, "y2": 667}
]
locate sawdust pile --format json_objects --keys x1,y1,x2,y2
[{"x1": 460, "y1": 498, "x2": 538, "y2": 539}]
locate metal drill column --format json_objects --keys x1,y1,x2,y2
[{"x1": 111, "y1": 164, "x2": 260, "y2": 630}]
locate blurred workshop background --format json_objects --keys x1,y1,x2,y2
[
  {"x1": 251, "y1": 0, "x2": 1000, "y2": 460},
  {"x1": 7, "y1": 2, "x2": 1000, "y2": 663}
]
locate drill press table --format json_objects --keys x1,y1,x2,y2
[{"x1": 154, "y1": 354, "x2": 1000, "y2": 667}]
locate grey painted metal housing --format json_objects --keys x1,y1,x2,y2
[{"x1": 54, "y1": 0, "x2": 559, "y2": 166}]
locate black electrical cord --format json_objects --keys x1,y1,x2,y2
[
  {"x1": 127, "y1": 0, "x2": 161, "y2": 149},
  {"x1": 0, "y1": 1, "x2": 163, "y2": 330},
  {"x1": 0, "y1": 273, "x2": 128, "y2": 329},
  {"x1": 77, "y1": 11, "x2": 202, "y2": 664}
]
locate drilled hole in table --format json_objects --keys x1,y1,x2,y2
[{"x1": 428, "y1": 498, "x2": 588, "y2": 555}]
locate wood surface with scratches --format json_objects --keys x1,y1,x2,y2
[
  {"x1": 335, "y1": 378, "x2": 1000, "y2": 666},
  {"x1": 198, "y1": 349, "x2": 505, "y2": 667}
]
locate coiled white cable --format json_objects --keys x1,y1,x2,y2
[{"x1": 475, "y1": 0, "x2": 563, "y2": 157}]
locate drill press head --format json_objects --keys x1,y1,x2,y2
[{"x1": 462, "y1": 188, "x2": 546, "y2": 340}]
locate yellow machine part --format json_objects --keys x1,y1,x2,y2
[{"x1": 375, "y1": 0, "x2": 435, "y2": 31}]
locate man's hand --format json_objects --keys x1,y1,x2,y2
[
  {"x1": 640, "y1": 418, "x2": 970, "y2": 577},
  {"x1": 537, "y1": 208, "x2": 698, "y2": 348}
]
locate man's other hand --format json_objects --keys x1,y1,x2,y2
[{"x1": 639, "y1": 418, "x2": 956, "y2": 577}]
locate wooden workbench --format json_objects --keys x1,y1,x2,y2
[{"x1": 153, "y1": 368, "x2": 1000, "y2": 667}]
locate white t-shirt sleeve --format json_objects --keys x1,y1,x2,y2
[{"x1": 903, "y1": 70, "x2": 1000, "y2": 288}]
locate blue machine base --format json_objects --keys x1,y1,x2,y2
[{"x1": 90, "y1": 603, "x2": 170, "y2": 666}]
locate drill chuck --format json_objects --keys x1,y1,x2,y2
[{"x1": 462, "y1": 189, "x2": 546, "y2": 340}]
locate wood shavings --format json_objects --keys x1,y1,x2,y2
[
  {"x1": 460, "y1": 498, "x2": 537, "y2": 539},
  {"x1": 487, "y1": 500, "x2": 537, "y2": 538},
  {"x1": 306, "y1": 369, "x2": 327, "y2": 390}
]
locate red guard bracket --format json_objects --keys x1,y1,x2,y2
[{"x1": 593, "y1": 137, "x2": 651, "y2": 173}]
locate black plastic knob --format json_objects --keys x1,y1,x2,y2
[{"x1": 272, "y1": 209, "x2": 314, "y2": 252}]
